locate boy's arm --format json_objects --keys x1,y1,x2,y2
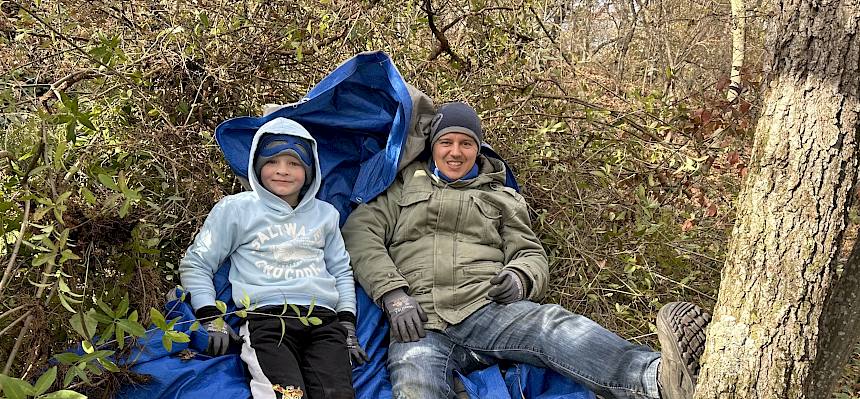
[
  {"x1": 324, "y1": 209, "x2": 356, "y2": 320},
  {"x1": 179, "y1": 200, "x2": 240, "y2": 314}
]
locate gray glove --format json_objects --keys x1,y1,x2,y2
[
  {"x1": 204, "y1": 319, "x2": 241, "y2": 356},
  {"x1": 382, "y1": 288, "x2": 428, "y2": 343},
  {"x1": 487, "y1": 270, "x2": 527, "y2": 304},
  {"x1": 340, "y1": 321, "x2": 369, "y2": 365}
]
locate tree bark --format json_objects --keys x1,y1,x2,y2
[
  {"x1": 727, "y1": 0, "x2": 745, "y2": 101},
  {"x1": 694, "y1": 0, "x2": 860, "y2": 397}
]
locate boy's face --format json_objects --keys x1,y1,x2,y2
[
  {"x1": 260, "y1": 153, "x2": 306, "y2": 206},
  {"x1": 432, "y1": 132, "x2": 479, "y2": 180}
]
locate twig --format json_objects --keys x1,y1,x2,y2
[
  {"x1": 3, "y1": 314, "x2": 32, "y2": 374},
  {"x1": 0, "y1": 199, "x2": 30, "y2": 298},
  {"x1": 0, "y1": 310, "x2": 32, "y2": 338},
  {"x1": 422, "y1": 0, "x2": 469, "y2": 68},
  {"x1": 0, "y1": 305, "x2": 28, "y2": 321},
  {"x1": 13, "y1": 1, "x2": 176, "y2": 130}
]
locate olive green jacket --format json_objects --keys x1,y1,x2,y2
[{"x1": 342, "y1": 156, "x2": 548, "y2": 330}]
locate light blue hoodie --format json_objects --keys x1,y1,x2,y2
[{"x1": 179, "y1": 118, "x2": 356, "y2": 316}]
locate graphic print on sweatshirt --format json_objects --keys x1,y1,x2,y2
[{"x1": 251, "y1": 222, "x2": 325, "y2": 280}]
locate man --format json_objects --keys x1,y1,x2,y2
[{"x1": 342, "y1": 102, "x2": 709, "y2": 399}]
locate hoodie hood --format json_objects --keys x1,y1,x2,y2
[{"x1": 247, "y1": 118, "x2": 322, "y2": 212}]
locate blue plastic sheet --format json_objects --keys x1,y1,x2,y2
[{"x1": 119, "y1": 51, "x2": 594, "y2": 399}]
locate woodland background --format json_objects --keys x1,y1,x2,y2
[{"x1": 0, "y1": 0, "x2": 857, "y2": 397}]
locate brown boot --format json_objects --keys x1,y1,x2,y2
[{"x1": 656, "y1": 302, "x2": 711, "y2": 399}]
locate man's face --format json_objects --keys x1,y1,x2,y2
[{"x1": 431, "y1": 132, "x2": 479, "y2": 180}]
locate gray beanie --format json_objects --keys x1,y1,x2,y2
[{"x1": 429, "y1": 102, "x2": 483, "y2": 146}]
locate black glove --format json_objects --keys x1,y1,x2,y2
[
  {"x1": 487, "y1": 270, "x2": 527, "y2": 304},
  {"x1": 382, "y1": 288, "x2": 428, "y2": 343},
  {"x1": 340, "y1": 321, "x2": 369, "y2": 365},
  {"x1": 203, "y1": 318, "x2": 241, "y2": 356}
]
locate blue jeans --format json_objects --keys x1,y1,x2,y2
[{"x1": 387, "y1": 301, "x2": 660, "y2": 399}]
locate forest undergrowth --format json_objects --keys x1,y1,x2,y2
[{"x1": 0, "y1": 0, "x2": 856, "y2": 397}]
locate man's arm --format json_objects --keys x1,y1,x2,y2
[
  {"x1": 498, "y1": 195, "x2": 549, "y2": 301},
  {"x1": 341, "y1": 179, "x2": 409, "y2": 303}
]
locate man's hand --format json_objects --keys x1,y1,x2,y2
[
  {"x1": 203, "y1": 318, "x2": 241, "y2": 356},
  {"x1": 487, "y1": 270, "x2": 527, "y2": 304},
  {"x1": 382, "y1": 288, "x2": 428, "y2": 343},
  {"x1": 340, "y1": 321, "x2": 369, "y2": 365}
]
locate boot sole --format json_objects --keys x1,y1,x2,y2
[{"x1": 656, "y1": 302, "x2": 711, "y2": 386}]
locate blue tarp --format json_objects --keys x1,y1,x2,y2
[{"x1": 119, "y1": 51, "x2": 594, "y2": 399}]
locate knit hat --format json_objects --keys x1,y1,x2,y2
[
  {"x1": 429, "y1": 102, "x2": 483, "y2": 146},
  {"x1": 254, "y1": 134, "x2": 315, "y2": 185}
]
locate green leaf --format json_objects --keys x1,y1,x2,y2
[
  {"x1": 69, "y1": 313, "x2": 91, "y2": 339},
  {"x1": 53, "y1": 352, "x2": 81, "y2": 365},
  {"x1": 189, "y1": 321, "x2": 200, "y2": 331},
  {"x1": 117, "y1": 318, "x2": 146, "y2": 337},
  {"x1": 58, "y1": 249, "x2": 81, "y2": 264},
  {"x1": 115, "y1": 324, "x2": 126, "y2": 349},
  {"x1": 98, "y1": 358, "x2": 120, "y2": 373},
  {"x1": 81, "y1": 340, "x2": 94, "y2": 354},
  {"x1": 278, "y1": 318, "x2": 286, "y2": 347},
  {"x1": 53, "y1": 138, "x2": 67, "y2": 170},
  {"x1": 97, "y1": 173, "x2": 119, "y2": 191},
  {"x1": 215, "y1": 300, "x2": 227, "y2": 314},
  {"x1": 307, "y1": 317, "x2": 322, "y2": 326},
  {"x1": 119, "y1": 198, "x2": 130, "y2": 217},
  {"x1": 77, "y1": 114, "x2": 96, "y2": 131},
  {"x1": 117, "y1": 296, "x2": 129, "y2": 317},
  {"x1": 33, "y1": 366, "x2": 57, "y2": 395},
  {"x1": 0, "y1": 374, "x2": 34, "y2": 399},
  {"x1": 299, "y1": 317, "x2": 309, "y2": 327},
  {"x1": 42, "y1": 390, "x2": 88, "y2": 399},
  {"x1": 166, "y1": 331, "x2": 190, "y2": 343},
  {"x1": 161, "y1": 334, "x2": 173, "y2": 352},
  {"x1": 80, "y1": 186, "x2": 97, "y2": 205},
  {"x1": 150, "y1": 308, "x2": 167, "y2": 330},
  {"x1": 289, "y1": 304, "x2": 301, "y2": 317},
  {"x1": 58, "y1": 293, "x2": 78, "y2": 313},
  {"x1": 78, "y1": 350, "x2": 113, "y2": 364},
  {"x1": 307, "y1": 298, "x2": 315, "y2": 315},
  {"x1": 96, "y1": 298, "x2": 114, "y2": 318},
  {"x1": 32, "y1": 252, "x2": 54, "y2": 267},
  {"x1": 236, "y1": 309, "x2": 247, "y2": 318}
]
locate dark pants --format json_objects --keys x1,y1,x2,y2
[{"x1": 239, "y1": 307, "x2": 354, "y2": 399}]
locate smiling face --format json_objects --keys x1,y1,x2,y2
[
  {"x1": 431, "y1": 132, "x2": 479, "y2": 180},
  {"x1": 260, "y1": 153, "x2": 306, "y2": 206}
]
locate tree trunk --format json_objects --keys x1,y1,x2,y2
[
  {"x1": 694, "y1": 0, "x2": 860, "y2": 397},
  {"x1": 727, "y1": 0, "x2": 745, "y2": 101}
]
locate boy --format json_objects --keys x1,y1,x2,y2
[{"x1": 180, "y1": 117, "x2": 366, "y2": 399}]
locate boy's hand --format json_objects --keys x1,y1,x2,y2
[
  {"x1": 204, "y1": 319, "x2": 241, "y2": 356},
  {"x1": 340, "y1": 321, "x2": 369, "y2": 365},
  {"x1": 382, "y1": 288, "x2": 428, "y2": 343}
]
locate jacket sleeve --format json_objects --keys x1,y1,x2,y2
[
  {"x1": 341, "y1": 179, "x2": 409, "y2": 303},
  {"x1": 324, "y1": 208, "x2": 356, "y2": 315},
  {"x1": 179, "y1": 199, "x2": 240, "y2": 312},
  {"x1": 499, "y1": 193, "x2": 549, "y2": 301}
]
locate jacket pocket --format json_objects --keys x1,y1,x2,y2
[
  {"x1": 394, "y1": 190, "x2": 432, "y2": 241},
  {"x1": 471, "y1": 196, "x2": 502, "y2": 220},
  {"x1": 461, "y1": 195, "x2": 503, "y2": 246}
]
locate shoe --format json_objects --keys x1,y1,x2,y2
[{"x1": 656, "y1": 302, "x2": 711, "y2": 399}]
